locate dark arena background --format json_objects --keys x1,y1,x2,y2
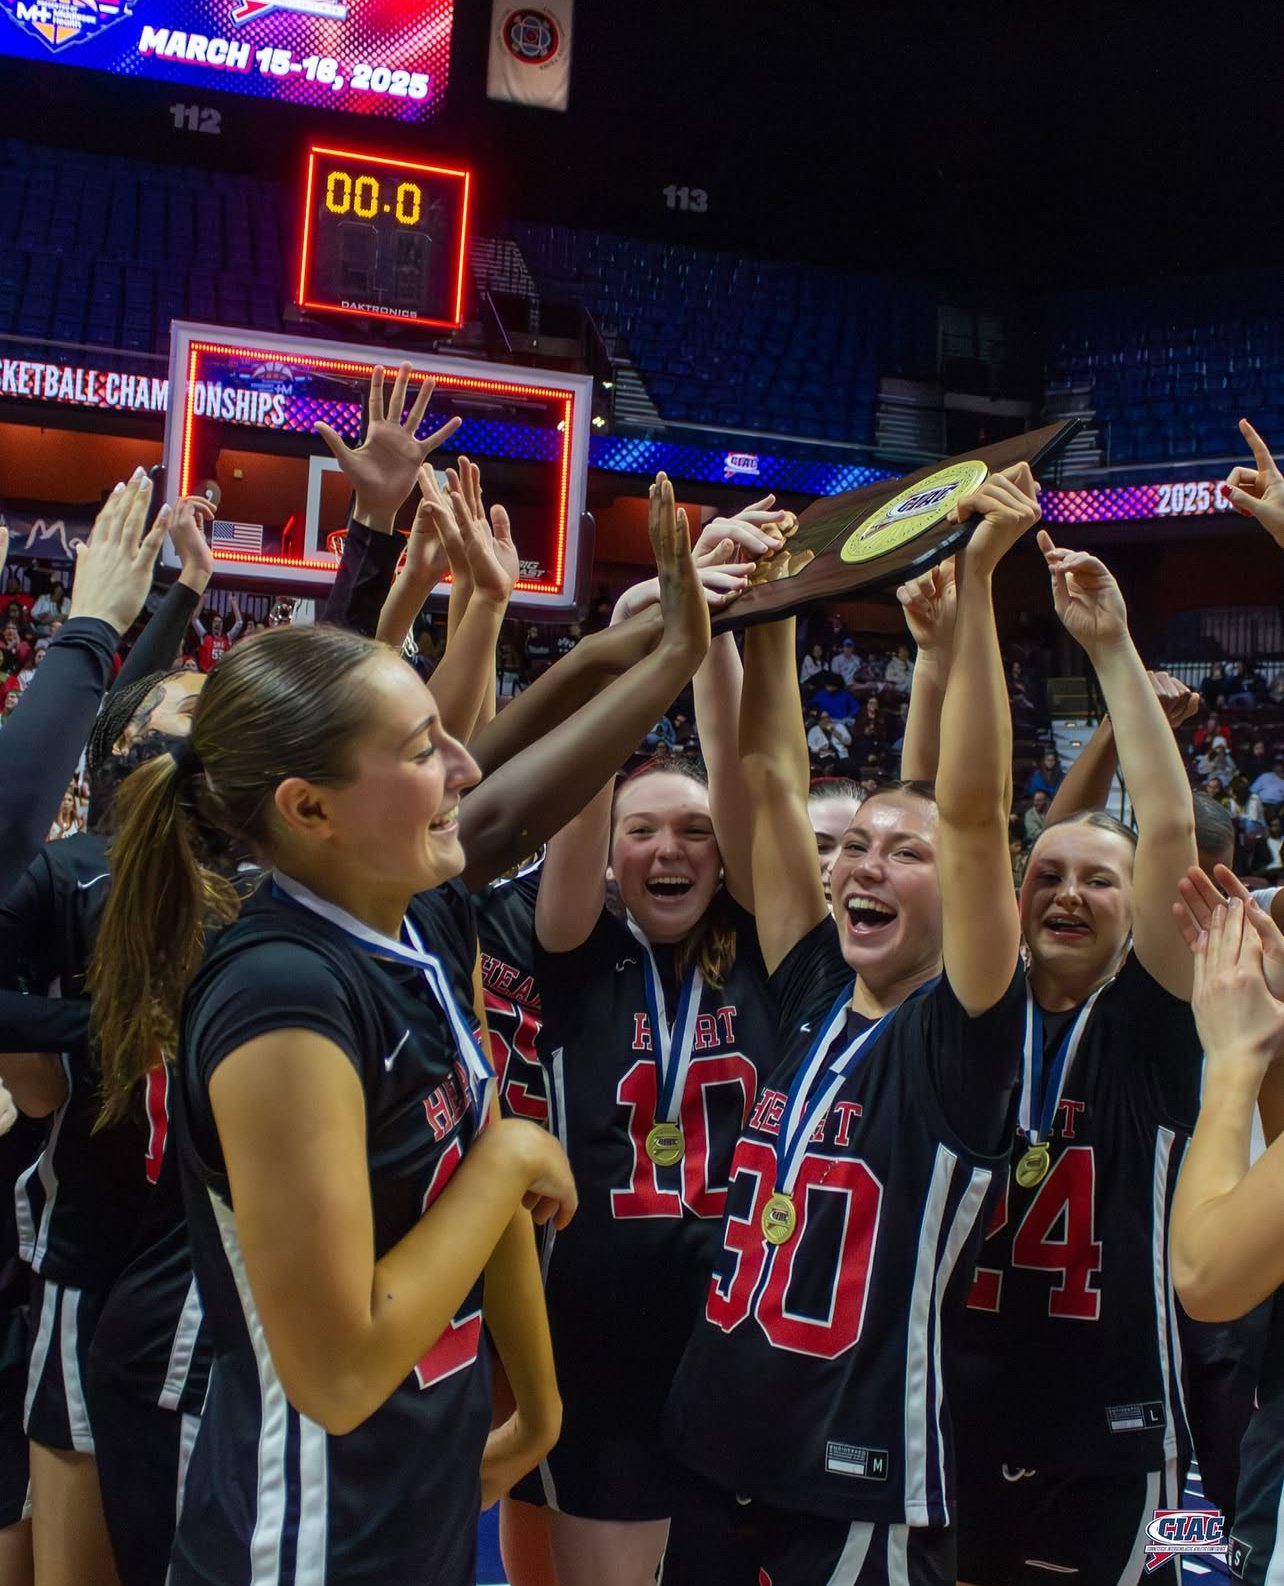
[{"x1": 4, "y1": 4, "x2": 1284, "y2": 1582}]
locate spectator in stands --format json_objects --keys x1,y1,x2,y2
[
  {"x1": 0, "y1": 620, "x2": 30, "y2": 677},
  {"x1": 1198, "y1": 660, "x2": 1228, "y2": 709},
  {"x1": 30, "y1": 578, "x2": 70, "y2": 637},
  {"x1": 0, "y1": 691, "x2": 20, "y2": 728},
  {"x1": 524, "y1": 622, "x2": 554, "y2": 682},
  {"x1": 497, "y1": 633, "x2": 522, "y2": 696},
  {"x1": 643, "y1": 714, "x2": 677, "y2": 754},
  {"x1": 807, "y1": 710, "x2": 853, "y2": 775},
  {"x1": 1196, "y1": 738, "x2": 1238, "y2": 782},
  {"x1": 15, "y1": 641, "x2": 46, "y2": 693},
  {"x1": 1271, "y1": 673, "x2": 1284, "y2": 706},
  {"x1": 1264, "y1": 816, "x2": 1284, "y2": 879},
  {"x1": 46, "y1": 781, "x2": 83, "y2": 841},
  {"x1": 409, "y1": 626, "x2": 439, "y2": 683},
  {"x1": 1026, "y1": 747, "x2": 1065, "y2": 798},
  {"x1": 1243, "y1": 737, "x2": 1272, "y2": 782},
  {"x1": 2, "y1": 571, "x2": 31, "y2": 615},
  {"x1": 1023, "y1": 788, "x2": 1050, "y2": 844},
  {"x1": 830, "y1": 636, "x2": 861, "y2": 686},
  {"x1": 1009, "y1": 678, "x2": 1045, "y2": 735},
  {"x1": 1228, "y1": 659, "x2": 1266, "y2": 708},
  {"x1": 1202, "y1": 772, "x2": 1229, "y2": 802},
  {"x1": 811, "y1": 676, "x2": 859, "y2": 720},
  {"x1": 194, "y1": 596, "x2": 243, "y2": 672},
  {"x1": 556, "y1": 621, "x2": 582, "y2": 658},
  {"x1": 843, "y1": 655, "x2": 884, "y2": 701},
  {"x1": 798, "y1": 641, "x2": 830, "y2": 690},
  {"x1": 1250, "y1": 753, "x2": 1284, "y2": 809},
  {"x1": 882, "y1": 642, "x2": 914, "y2": 695},
  {"x1": 1192, "y1": 711, "x2": 1224, "y2": 756},
  {"x1": 851, "y1": 693, "x2": 889, "y2": 752},
  {"x1": 2, "y1": 599, "x2": 28, "y2": 636}
]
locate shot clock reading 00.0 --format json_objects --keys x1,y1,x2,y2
[{"x1": 324, "y1": 171, "x2": 425, "y2": 227}]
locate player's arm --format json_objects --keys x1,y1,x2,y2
[
  {"x1": 530, "y1": 474, "x2": 711, "y2": 942},
  {"x1": 895, "y1": 556, "x2": 956, "y2": 782},
  {"x1": 1040, "y1": 532, "x2": 1196, "y2": 998},
  {"x1": 210, "y1": 1028, "x2": 574, "y2": 1436},
  {"x1": 479, "y1": 1208, "x2": 561, "y2": 1506},
  {"x1": 937, "y1": 468, "x2": 1039, "y2": 1014},
  {"x1": 1045, "y1": 671, "x2": 1199, "y2": 824},
  {"x1": 1171, "y1": 895, "x2": 1284, "y2": 1319},
  {"x1": 740, "y1": 614, "x2": 829, "y2": 975},
  {"x1": 410, "y1": 460, "x2": 515, "y2": 744},
  {"x1": 693, "y1": 635, "x2": 754, "y2": 908}
]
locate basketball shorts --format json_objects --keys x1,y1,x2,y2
[
  {"x1": 23, "y1": 1278, "x2": 100, "y2": 1453},
  {"x1": 755, "y1": 1503, "x2": 954, "y2": 1586},
  {"x1": 87, "y1": 1363, "x2": 201, "y2": 1586},
  {"x1": 955, "y1": 1458, "x2": 1184, "y2": 1585},
  {"x1": 1226, "y1": 1392, "x2": 1284, "y2": 1583}
]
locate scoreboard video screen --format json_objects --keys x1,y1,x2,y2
[{"x1": 0, "y1": 0, "x2": 453, "y2": 121}]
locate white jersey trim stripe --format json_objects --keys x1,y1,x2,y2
[
  {"x1": 60, "y1": 1286, "x2": 94, "y2": 1451},
  {"x1": 825, "y1": 1520, "x2": 873, "y2": 1584},
  {"x1": 540, "y1": 1046, "x2": 569, "y2": 1286},
  {"x1": 23, "y1": 1056, "x2": 71, "y2": 1272},
  {"x1": 1151, "y1": 1128, "x2": 1179, "y2": 1461},
  {"x1": 903, "y1": 1146, "x2": 956, "y2": 1526},
  {"x1": 886, "y1": 1522, "x2": 911, "y2": 1586},
  {"x1": 211, "y1": 1191, "x2": 289, "y2": 1585},
  {"x1": 932, "y1": 1162, "x2": 993, "y2": 1520},
  {"x1": 158, "y1": 1278, "x2": 205, "y2": 1412},
  {"x1": 23, "y1": 1278, "x2": 56, "y2": 1432},
  {"x1": 170, "y1": 1410, "x2": 202, "y2": 1577},
  {"x1": 294, "y1": 1417, "x2": 329, "y2": 1585},
  {"x1": 1115, "y1": 1462, "x2": 1165, "y2": 1586}
]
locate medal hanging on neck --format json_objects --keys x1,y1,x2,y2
[
  {"x1": 626, "y1": 918, "x2": 703, "y2": 1167},
  {"x1": 271, "y1": 871, "x2": 496, "y2": 1122},
  {"x1": 760, "y1": 984, "x2": 931, "y2": 1246},
  {"x1": 1015, "y1": 980, "x2": 1107, "y2": 1189}
]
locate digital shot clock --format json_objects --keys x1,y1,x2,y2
[{"x1": 296, "y1": 146, "x2": 472, "y2": 330}]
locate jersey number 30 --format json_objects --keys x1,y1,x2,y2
[{"x1": 705, "y1": 1138, "x2": 882, "y2": 1360}]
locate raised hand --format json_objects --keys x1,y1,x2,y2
[
  {"x1": 0, "y1": 521, "x2": 8, "y2": 583},
  {"x1": 1037, "y1": 529, "x2": 1129, "y2": 656},
  {"x1": 314, "y1": 364, "x2": 463, "y2": 532},
  {"x1": 1148, "y1": 668, "x2": 1200, "y2": 730},
  {"x1": 1189, "y1": 896, "x2": 1284, "y2": 1076},
  {"x1": 167, "y1": 494, "x2": 217, "y2": 589},
  {"x1": 693, "y1": 493, "x2": 791, "y2": 560},
  {"x1": 650, "y1": 472, "x2": 712, "y2": 664},
  {"x1": 1224, "y1": 419, "x2": 1284, "y2": 548},
  {"x1": 611, "y1": 530, "x2": 753, "y2": 623},
  {"x1": 896, "y1": 555, "x2": 957, "y2": 654},
  {"x1": 417, "y1": 457, "x2": 516, "y2": 607},
  {"x1": 69, "y1": 468, "x2": 172, "y2": 635},
  {"x1": 951, "y1": 462, "x2": 1042, "y2": 576},
  {"x1": 1175, "y1": 863, "x2": 1284, "y2": 1002}
]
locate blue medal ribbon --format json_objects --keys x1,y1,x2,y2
[
  {"x1": 271, "y1": 871, "x2": 495, "y2": 1122},
  {"x1": 625, "y1": 917, "x2": 703, "y2": 1126},
  {"x1": 771, "y1": 977, "x2": 938, "y2": 1198},
  {"x1": 1018, "y1": 980, "x2": 1108, "y2": 1149}
]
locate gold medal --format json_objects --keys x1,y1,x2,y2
[
  {"x1": 761, "y1": 1192, "x2": 798, "y2": 1246},
  {"x1": 645, "y1": 1122, "x2": 685, "y2": 1167},
  {"x1": 1015, "y1": 1142, "x2": 1051, "y2": 1189}
]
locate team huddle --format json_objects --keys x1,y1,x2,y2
[{"x1": 2, "y1": 371, "x2": 1283, "y2": 1586}]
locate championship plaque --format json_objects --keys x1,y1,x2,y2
[{"x1": 711, "y1": 419, "x2": 1082, "y2": 631}]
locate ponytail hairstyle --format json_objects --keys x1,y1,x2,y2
[
  {"x1": 808, "y1": 776, "x2": 862, "y2": 805},
  {"x1": 609, "y1": 755, "x2": 739, "y2": 989},
  {"x1": 89, "y1": 626, "x2": 388, "y2": 1125},
  {"x1": 1042, "y1": 807, "x2": 1138, "y2": 852},
  {"x1": 86, "y1": 667, "x2": 189, "y2": 832}
]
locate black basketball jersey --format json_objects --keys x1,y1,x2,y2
[
  {"x1": 88, "y1": 1063, "x2": 210, "y2": 1417},
  {"x1": 666, "y1": 915, "x2": 1022, "y2": 1528},
  {"x1": 1228, "y1": 1288, "x2": 1284, "y2": 1580},
  {"x1": 170, "y1": 879, "x2": 492, "y2": 1586},
  {"x1": 536, "y1": 894, "x2": 774, "y2": 1371},
  {"x1": 0, "y1": 834, "x2": 153, "y2": 1290},
  {"x1": 951, "y1": 951, "x2": 1202, "y2": 1474},
  {"x1": 476, "y1": 864, "x2": 547, "y2": 1125},
  {"x1": 0, "y1": 1115, "x2": 45, "y2": 1373}
]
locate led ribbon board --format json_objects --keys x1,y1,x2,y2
[
  {"x1": 0, "y1": 0, "x2": 454, "y2": 121},
  {"x1": 297, "y1": 146, "x2": 471, "y2": 330},
  {"x1": 162, "y1": 322, "x2": 592, "y2": 606}
]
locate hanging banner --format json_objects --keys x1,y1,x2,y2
[{"x1": 486, "y1": 1, "x2": 572, "y2": 111}]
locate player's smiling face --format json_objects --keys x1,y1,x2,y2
[
  {"x1": 609, "y1": 771, "x2": 722, "y2": 944},
  {"x1": 1020, "y1": 821, "x2": 1134, "y2": 990},
  {"x1": 302, "y1": 656, "x2": 480, "y2": 896},
  {"x1": 828, "y1": 791, "x2": 942, "y2": 987}
]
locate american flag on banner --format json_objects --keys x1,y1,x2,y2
[{"x1": 212, "y1": 521, "x2": 265, "y2": 555}]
